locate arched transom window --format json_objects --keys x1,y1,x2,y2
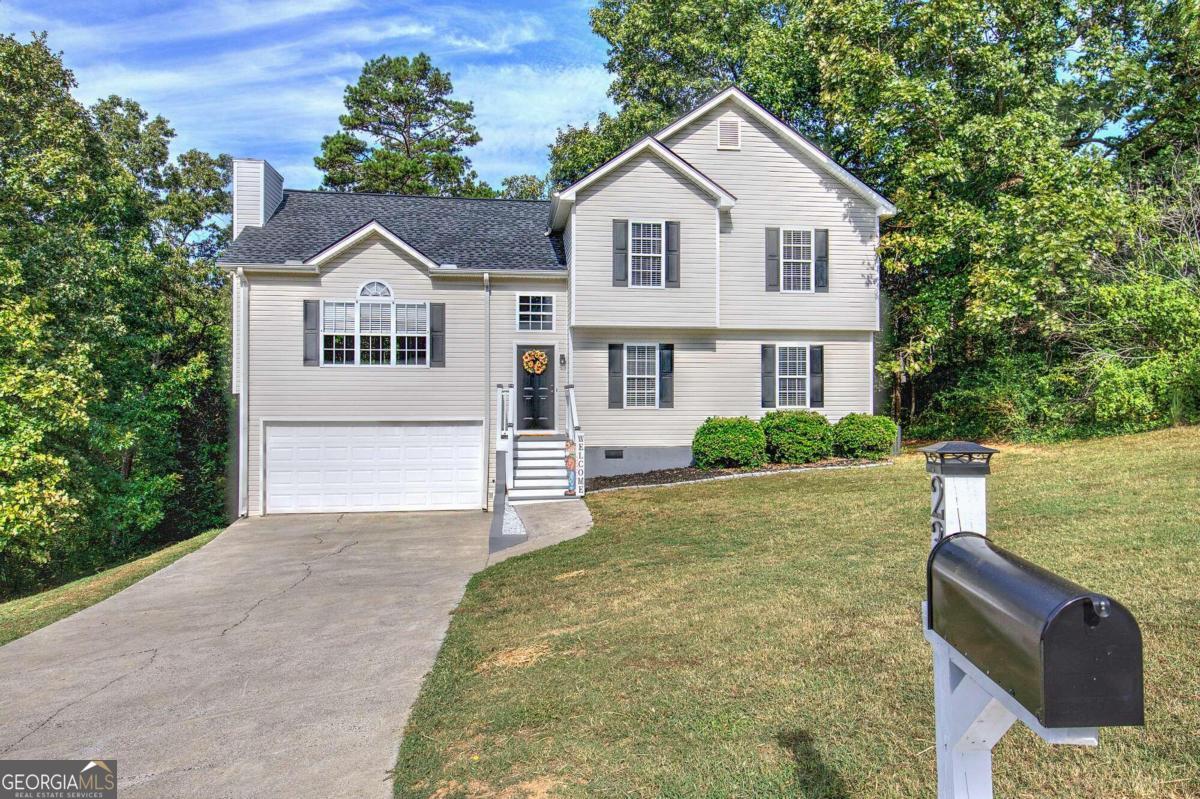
[{"x1": 321, "y1": 281, "x2": 429, "y2": 367}]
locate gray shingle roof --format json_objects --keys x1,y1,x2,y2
[{"x1": 220, "y1": 190, "x2": 564, "y2": 270}]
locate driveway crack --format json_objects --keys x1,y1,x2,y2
[
  {"x1": 2, "y1": 648, "x2": 159, "y2": 755},
  {"x1": 220, "y1": 540, "x2": 358, "y2": 636}
]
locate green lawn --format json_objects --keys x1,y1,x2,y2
[
  {"x1": 393, "y1": 427, "x2": 1200, "y2": 798},
  {"x1": 0, "y1": 528, "x2": 223, "y2": 646}
]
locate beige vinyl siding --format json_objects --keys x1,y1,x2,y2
[
  {"x1": 571, "y1": 328, "x2": 873, "y2": 448},
  {"x1": 232, "y1": 160, "x2": 263, "y2": 238},
  {"x1": 245, "y1": 236, "x2": 489, "y2": 515},
  {"x1": 662, "y1": 101, "x2": 880, "y2": 331},
  {"x1": 572, "y1": 154, "x2": 718, "y2": 327},
  {"x1": 261, "y1": 162, "x2": 284, "y2": 224}
]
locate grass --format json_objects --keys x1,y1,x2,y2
[
  {"x1": 0, "y1": 528, "x2": 223, "y2": 646},
  {"x1": 393, "y1": 427, "x2": 1200, "y2": 798}
]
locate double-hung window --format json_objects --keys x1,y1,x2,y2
[
  {"x1": 321, "y1": 282, "x2": 428, "y2": 366},
  {"x1": 624, "y1": 343, "x2": 659, "y2": 408},
  {"x1": 629, "y1": 221, "x2": 664, "y2": 287},
  {"x1": 777, "y1": 345, "x2": 810, "y2": 407},
  {"x1": 781, "y1": 228, "x2": 814, "y2": 292},
  {"x1": 517, "y1": 295, "x2": 554, "y2": 331}
]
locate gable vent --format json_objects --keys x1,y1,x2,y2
[{"x1": 717, "y1": 116, "x2": 741, "y2": 150}]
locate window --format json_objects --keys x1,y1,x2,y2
[
  {"x1": 717, "y1": 116, "x2": 741, "y2": 150},
  {"x1": 778, "y1": 346, "x2": 809, "y2": 407},
  {"x1": 781, "y1": 229, "x2": 814, "y2": 292},
  {"x1": 320, "y1": 283, "x2": 428, "y2": 367},
  {"x1": 517, "y1": 295, "x2": 554, "y2": 331},
  {"x1": 322, "y1": 301, "x2": 356, "y2": 364},
  {"x1": 629, "y1": 221, "x2": 664, "y2": 287},
  {"x1": 394, "y1": 303, "x2": 429, "y2": 366},
  {"x1": 625, "y1": 344, "x2": 659, "y2": 408}
]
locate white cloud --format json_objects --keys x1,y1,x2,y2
[{"x1": 457, "y1": 63, "x2": 614, "y2": 180}]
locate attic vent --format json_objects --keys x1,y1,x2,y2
[{"x1": 717, "y1": 116, "x2": 741, "y2": 150}]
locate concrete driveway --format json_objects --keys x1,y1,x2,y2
[{"x1": 0, "y1": 511, "x2": 492, "y2": 798}]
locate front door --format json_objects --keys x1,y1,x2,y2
[{"x1": 517, "y1": 345, "x2": 555, "y2": 430}]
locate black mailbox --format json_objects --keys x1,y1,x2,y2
[{"x1": 927, "y1": 532, "x2": 1143, "y2": 728}]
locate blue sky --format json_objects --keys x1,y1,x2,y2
[{"x1": 2, "y1": 0, "x2": 616, "y2": 188}]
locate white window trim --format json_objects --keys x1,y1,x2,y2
[
  {"x1": 515, "y1": 293, "x2": 555, "y2": 332},
  {"x1": 627, "y1": 219, "x2": 666, "y2": 290},
  {"x1": 318, "y1": 291, "x2": 431, "y2": 369},
  {"x1": 779, "y1": 227, "x2": 816, "y2": 294},
  {"x1": 623, "y1": 342, "x2": 660, "y2": 409},
  {"x1": 717, "y1": 115, "x2": 741, "y2": 150},
  {"x1": 776, "y1": 343, "x2": 813, "y2": 409}
]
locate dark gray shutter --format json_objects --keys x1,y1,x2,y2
[
  {"x1": 429, "y1": 303, "x2": 446, "y2": 367},
  {"x1": 608, "y1": 344, "x2": 624, "y2": 408},
  {"x1": 815, "y1": 229, "x2": 829, "y2": 292},
  {"x1": 765, "y1": 228, "x2": 780, "y2": 292},
  {"x1": 303, "y1": 300, "x2": 319, "y2": 366},
  {"x1": 665, "y1": 221, "x2": 680, "y2": 288},
  {"x1": 612, "y1": 220, "x2": 628, "y2": 287},
  {"x1": 658, "y1": 344, "x2": 674, "y2": 408},
  {"x1": 809, "y1": 345, "x2": 824, "y2": 408},
  {"x1": 761, "y1": 344, "x2": 776, "y2": 408}
]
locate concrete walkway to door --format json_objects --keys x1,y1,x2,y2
[{"x1": 0, "y1": 511, "x2": 492, "y2": 799}]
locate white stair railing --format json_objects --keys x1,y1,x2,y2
[
  {"x1": 565, "y1": 384, "x2": 585, "y2": 497},
  {"x1": 495, "y1": 384, "x2": 515, "y2": 491}
]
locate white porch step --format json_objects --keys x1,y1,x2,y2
[
  {"x1": 514, "y1": 467, "x2": 568, "y2": 478},
  {"x1": 513, "y1": 477, "x2": 569, "y2": 489},
  {"x1": 516, "y1": 439, "x2": 568, "y2": 450},
  {"x1": 516, "y1": 453, "x2": 566, "y2": 463},
  {"x1": 508, "y1": 488, "x2": 569, "y2": 500}
]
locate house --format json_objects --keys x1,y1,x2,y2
[{"x1": 218, "y1": 87, "x2": 896, "y2": 516}]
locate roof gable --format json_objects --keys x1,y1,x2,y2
[
  {"x1": 656, "y1": 87, "x2": 896, "y2": 217},
  {"x1": 549, "y1": 137, "x2": 735, "y2": 230}
]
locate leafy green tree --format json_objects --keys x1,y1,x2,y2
[
  {"x1": 315, "y1": 53, "x2": 490, "y2": 196},
  {"x1": 499, "y1": 173, "x2": 549, "y2": 200},
  {"x1": 553, "y1": 0, "x2": 1200, "y2": 439},
  {"x1": 0, "y1": 35, "x2": 231, "y2": 594}
]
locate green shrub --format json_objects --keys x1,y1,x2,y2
[
  {"x1": 760, "y1": 410, "x2": 833, "y2": 463},
  {"x1": 832, "y1": 414, "x2": 898, "y2": 459},
  {"x1": 692, "y1": 416, "x2": 767, "y2": 469}
]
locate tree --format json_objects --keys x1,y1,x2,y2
[
  {"x1": 499, "y1": 174, "x2": 549, "y2": 200},
  {"x1": 315, "y1": 53, "x2": 490, "y2": 196},
  {"x1": 550, "y1": 0, "x2": 1200, "y2": 439},
  {"x1": 0, "y1": 35, "x2": 232, "y2": 595}
]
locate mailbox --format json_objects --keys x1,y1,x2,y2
[{"x1": 927, "y1": 532, "x2": 1143, "y2": 728}]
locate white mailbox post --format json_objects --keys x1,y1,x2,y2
[{"x1": 920, "y1": 442, "x2": 1101, "y2": 799}]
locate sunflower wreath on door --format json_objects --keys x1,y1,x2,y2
[{"x1": 522, "y1": 349, "x2": 548, "y2": 375}]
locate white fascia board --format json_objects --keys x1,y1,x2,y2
[
  {"x1": 549, "y1": 137, "x2": 736, "y2": 231},
  {"x1": 304, "y1": 220, "x2": 442, "y2": 270},
  {"x1": 217, "y1": 261, "x2": 319, "y2": 274},
  {"x1": 656, "y1": 87, "x2": 898, "y2": 218}
]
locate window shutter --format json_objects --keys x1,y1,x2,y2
[
  {"x1": 815, "y1": 229, "x2": 829, "y2": 292},
  {"x1": 761, "y1": 344, "x2": 776, "y2": 408},
  {"x1": 612, "y1": 220, "x2": 628, "y2": 287},
  {"x1": 765, "y1": 228, "x2": 780, "y2": 292},
  {"x1": 303, "y1": 300, "x2": 319, "y2": 366},
  {"x1": 608, "y1": 344, "x2": 624, "y2": 408},
  {"x1": 809, "y1": 345, "x2": 824, "y2": 408},
  {"x1": 665, "y1": 221, "x2": 680, "y2": 288},
  {"x1": 658, "y1": 344, "x2": 674, "y2": 408},
  {"x1": 429, "y1": 303, "x2": 446, "y2": 367}
]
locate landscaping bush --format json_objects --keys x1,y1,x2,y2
[
  {"x1": 832, "y1": 414, "x2": 899, "y2": 459},
  {"x1": 692, "y1": 416, "x2": 767, "y2": 469},
  {"x1": 760, "y1": 410, "x2": 833, "y2": 463}
]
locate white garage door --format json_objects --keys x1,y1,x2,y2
[{"x1": 265, "y1": 422, "x2": 483, "y2": 513}]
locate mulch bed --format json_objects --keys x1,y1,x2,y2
[{"x1": 586, "y1": 458, "x2": 885, "y2": 491}]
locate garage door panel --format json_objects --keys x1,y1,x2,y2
[{"x1": 265, "y1": 422, "x2": 482, "y2": 514}]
